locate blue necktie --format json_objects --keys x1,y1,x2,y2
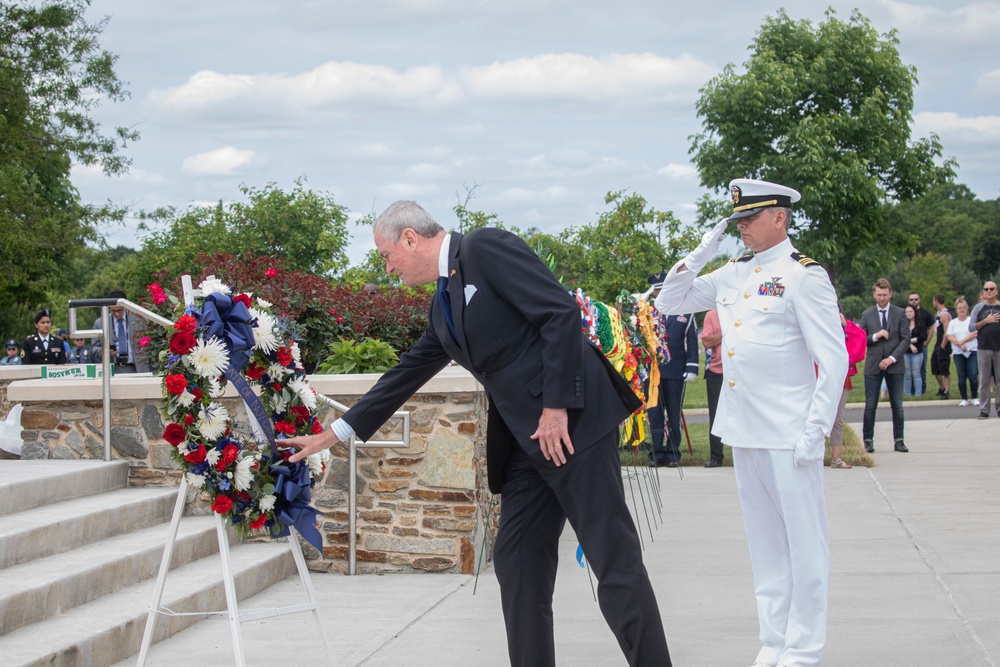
[
  {"x1": 117, "y1": 317, "x2": 128, "y2": 363},
  {"x1": 437, "y1": 277, "x2": 457, "y2": 343},
  {"x1": 880, "y1": 310, "x2": 887, "y2": 330}
]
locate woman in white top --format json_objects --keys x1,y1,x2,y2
[{"x1": 947, "y1": 296, "x2": 980, "y2": 406}]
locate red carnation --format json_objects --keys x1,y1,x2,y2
[
  {"x1": 233, "y1": 293, "x2": 252, "y2": 309},
  {"x1": 169, "y1": 331, "x2": 197, "y2": 355},
  {"x1": 221, "y1": 443, "x2": 239, "y2": 466},
  {"x1": 174, "y1": 314, "x2": 197, "y2": 333},
  {"x1": 289, "y1": 405, "x2": 310, "y2": 427},
  {"x1": 211, "y1": 495, "x2": 233, "y2": 514},
  {"x1": 165, "y1": 374, "x2": 188, "y2": 395},
  {"x1": 265, "y1": 268, "x2": 277, "y2": 278},
  {"x1": 310, "y1": 420, "x2": 323, "y2": 435},
  {"x1": 272, "y1": 383, "x2": 282, "y2": 392},
  {"x1": 274, "y1": 420, "x2": 296, "y2": 435},
  {"x1": 190, "y1": 387, "x2": 203, "y2": 402},
  {"x1": 183, "y1": 444, "x2": 207, "y2": 464},
  {"x1": 163, "y1": 423, "x2": 186, "y2": 446},
  {"x1": 249, "y1": 514, "x2": 268, "y2": 530},
  {"x1": 276, "y1": 347, "x2": 293, "y2": 367},
  {"x1": 184, "y1": 413, "x2": 194, "y2": 426},
  {"x1": 245, "y1": 362, "x2": 266, "y2": 380}
]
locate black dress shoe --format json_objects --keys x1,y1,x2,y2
[
  {"x1": 864, "y1": 440, "x2": 875, "y2": 453},
  {"x1": 894, "y1": 441, "x2": 909, "y2": 452},
  {"x1": 665, "y1": 461, "x2": 680, "y2": 468},
  {"x1": 704, "y1": 459, "x2": 723, "y2": 468}
]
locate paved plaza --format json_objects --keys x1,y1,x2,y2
[{"x1": 118, "y1": 415, "x2": 998, "y2": 666}]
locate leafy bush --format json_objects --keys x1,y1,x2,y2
[{"x1": 317, "y1": 337, "x2": 399, "y2": 374}]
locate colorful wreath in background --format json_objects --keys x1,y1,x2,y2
[{"x1": 150, "y1": 277, "x2": 330, "y2": 549}]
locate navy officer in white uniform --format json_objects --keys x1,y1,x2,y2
[{"x1": 656, "y1": 179, "x2": 847, "y2": 667}]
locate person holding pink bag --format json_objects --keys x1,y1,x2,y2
[{"x1": 828, "y1": 311, "x2": 867, "y2": 468}]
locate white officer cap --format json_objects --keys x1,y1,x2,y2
[{"x1": 728, "y1": 178, "x2": 801, "y2": 220}]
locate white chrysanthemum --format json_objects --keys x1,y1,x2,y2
[
  {"x1": 206, "y1": 376, "x2": 224, "y2": 399},
  {"x1": 257, "y1": 297, "x2": 272, "y2": 308},
  {"x1": 290, "y1": 342, "x2": 302, "y2": 365},
  {"x1": 198, "y1": 277, "x2": 231, "y2": 296},
  {"x1": 234, "y1": 456, "x2": 254, "y2": 491},
  {"x1": 177, "y1": 441, "x2": 193, "y2": 456},
  {"x1": 259, "y1": 494, "x2": 277, "y2": 512},
  {"x1": 268, "y1": 362, "x2": 291, "y2": 378},
  {"x1": 206, "y1": 447, "x2": 221, "y2": 466},
  {"x1": 306, "y1": 451, "x2": 326, "y2": 477},
  {"x1": 269, "y1": 394, "x2": 288, "y2": 414},
  {"x1": 185, "y1": 472, "x2": 206, "y2": 489},
  {"x1": 176, "y1": 390, "x2": 196, "y2": 408},
  {"x1": 189, "y1": 337, "x2": 229, "y2": 378},
  {"x1": 249, "y1": 308, "x2": 280, "y2": 353},
  {"x1": 288, "y1": 376, "x2": 317, "y2": 411},
  {"x1": 197, "y1": 403, "x2": 230, "y2": 440}
]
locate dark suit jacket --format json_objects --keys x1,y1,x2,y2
[
  {"x1": 344, "y1": 228, "x2": 641, "y2": 494},
  {"x1": 91, "y1": 313, "x2": 150, "y2": 372},
  {"x1": 859, "y1": 304, "x2": 911, "y2": 375},
  {"x1": 659, "y1": 313, "x2": 699, "y2": 380}
]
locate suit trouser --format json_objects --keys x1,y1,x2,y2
[
  {"x1": 733, "y1": 447, "x2": 829, "y2": 667},
  {"x1": 862, "y1": 372, "x2": 904, "y2": 442},
  {"x1": 704, "y1": 369, "x2": 724, "y2": 462},
  {"x1": 647, "y1": 377, "x2": 684, "y2": 463},
  {"x1": 493, "y1": 430, "x2": 671, "y2": 667},
  {"x1": 977, "y1": 349, "x2": 1000, "y2": 415}
]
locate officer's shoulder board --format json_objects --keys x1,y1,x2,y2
[
  {"x1": 791, "y1": 252, "x2": 821, "y2": 268},
  {"x1": 728, "y1": 252, "x2": 755, "y2": 263}
]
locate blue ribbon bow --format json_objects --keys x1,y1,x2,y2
[
  {"x1": 200, "y1": 293, "x2": 255, "y2": 372},
  {"x1": 269, "y1": 459, "x2": 324, "y2": 552}
]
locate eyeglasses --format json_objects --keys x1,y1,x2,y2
[
  {"x1": 985, "y1": 287, "x2": 998, "y2": 291},
  {"x1": 908, "y1": 297, "x2": 920, "y2": 301}
]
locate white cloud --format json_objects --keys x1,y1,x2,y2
[
  {"x1": 380, "y1": 182, "x2": 442, "y2": 199},
  {"x1": 913, "y1": 111, "x2": 1000, "y2": 142},
  {"x1": 974, "y1": 68, "x2": 1000, "y2": 98},
  {"x1": 462, "y1": 52, "x2": 714, "y2": 111},
  {"x1": 657, "y1": 163, "x2": 698, "y2": 179},
  {"x1": 509, "y1": 151, "x2": 634, "y2": 179},
  {"x1": 181, "y1": 147, "x2": 260, "y2": 175},
  {"x1": 881, "y1": 0, "x2": 1000, "y2": 43}
]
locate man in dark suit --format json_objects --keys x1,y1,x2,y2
[
  {"x1": 645, "y1": 272, "x2": 699, "y2": 467},
  {"x1": 859, "y1": 278, "x2": 910, "y2": 453},
  {"x1": 285, "y1": 200, "x2": 671, "y2": 667}
]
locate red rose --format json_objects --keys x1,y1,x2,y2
[
  {"x1": 233, "y1": 293, "x2": 252, "y2": 309},
  {"x1": 184, "y1": 413, "x2": 194, "y2": 426},
  {"x1": 165, "y1": 374, "x2": 188, "y2": 395},
  {"x1": 245, "y1": 362, "x2": 266, "y2": 380},
  {"x1": 221, "y1": 443, "x2": 239, "y2": 466},
  {"x1": 310, "y1": 419, "x2": 323, "y2": 435},
  {"x1": 276, "y1": 347, "x2": 292, "y2": 367},
  {"x1": 274, "y1": 420, "x2": 296, "y2": 435},
  {"x1": 163, "y1": 423, "x2": 186, "y2": 446},
  {"x1": 289, "y1": 405, "x2": 310, "y2": 426},
  {"x1": 265, "y1": 268, "x2": 277, "y2": 278},
  {"x1": 211, "y1": 495, "x2": 233, "y2": 514},
  {"x1": 183, "y1": 444, "x2": 207, "y2": 464},
  {"x1": 272, "y1": 383, "x2": 282, "y2": 392},
  {"x1": 174, "y1": 314, "x2": 197, "y2": 333},
  {"x1": 336, "y1": 316, "x2": 344, "y2": 324},
  {"x1": 137, "y1": 336, "x2": 151, "y2": 349},
  {"x1": 169, "y1": 331, "x2": 197, "y2": 355},
  {"x1": 249, "y1": 514, "x2": 268, "y2": 530},
  {"x1": 190, "y1": 387, "x2": 203, "y2": 402},
  {"x1": 147, "y1": 283, "x2": 167, "y2": 305}
]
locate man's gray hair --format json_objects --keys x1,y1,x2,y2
[
  {"x1": 777, "y1": 207, "x2": 792, "y2": 228},
  {"x1": 375, "y1": 200, "x2": 444, "y2": 242}
]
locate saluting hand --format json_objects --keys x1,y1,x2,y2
[{"x1": 530, "y1": 407, "x2": 574, "y2": 466}]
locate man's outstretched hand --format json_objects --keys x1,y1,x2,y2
[{"x1": 284, "y1": 428, "x2": 340, "y2": 463}]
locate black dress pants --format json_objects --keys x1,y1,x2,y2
[{"x1": 492, "y1": 429, "x2": 672, "y2": 667}]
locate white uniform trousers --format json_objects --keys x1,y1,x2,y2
[{"x1": 733, "y1": 447, "x2": 829, "y2": 667}]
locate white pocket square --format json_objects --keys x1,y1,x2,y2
[{"x1": 464, "y1": 284, "x2": 477, "y2": 305}]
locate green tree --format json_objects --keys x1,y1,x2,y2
[
  {"x1": 689, "y1": 8, "x2": 954, "y2": 278},
  {"x1": 136, "y1": 179, "x2": 351, "y2": 289},
  {"x1": 0, "y1": 0, "x2": 136, "y2": 340}
]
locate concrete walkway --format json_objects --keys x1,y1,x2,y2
[{"x1": 119, "y1": 416, "x2": 999, "y2": 667}]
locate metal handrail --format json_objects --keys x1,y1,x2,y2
[
  {"x1": 67, "y1": 297, "x2": 169, "y2": 461},
  {"x1": 317, "y1": 394, "x2": 410, "y2": 574}
]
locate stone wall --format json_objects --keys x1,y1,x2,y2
[{"x1": 6, "y1": 369, "x2": 496, "y2": 575}]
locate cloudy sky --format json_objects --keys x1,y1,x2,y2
[{"x1": 73, "y1": 0, "x2": 1000, "y2": 265}]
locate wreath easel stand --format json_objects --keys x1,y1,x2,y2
[{"x1": 136, "y1": 276, "x2": 337, "y2": 667}]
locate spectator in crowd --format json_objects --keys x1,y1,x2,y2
[
  {"x1": 21, "y1": 309, "x2": 67, "y2": 365},
  {"x1": 91, "y1": 290, "x2": 149, "y2": 373},
  {"x1": 1, "y1": 340, "x2": 22, "y2": 366},
  {"x1": 903, "y1": 305, "x2": 927, "y2": 396},
  {"x1": 931, "y1": 294, "x2": 952, "y2": 399},
  {"x1": 645, "y1": 272, "x2": 699, "y2": 467},
  {"x1": 829, "y1": 311, "x2": 867, "y2": 468},
  {"x1": 859, "y1": 278, "x2": 910, "y2": 453},
  {"x1": 908, "y1": 293, "x2": 935, "y2": 396},
  {"x1": 947, "y1": 296, "x2": 979, "y2": 407},
  {"x1": 56, "y1": 327, "x2": 71, "y2": 356},
  {"x1": 700, "y1": 309, "x2": 724, "y2": 467},
  {"x1": 67, "y1": 337, "x2": 95, "y2": 364},
  {"x1": 969, "y1": 281, "x2": 1000, "y2": 419}
]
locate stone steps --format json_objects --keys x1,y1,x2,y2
[{"x1": 0, "y1": 460, "x2": 299, "y2": 666}]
